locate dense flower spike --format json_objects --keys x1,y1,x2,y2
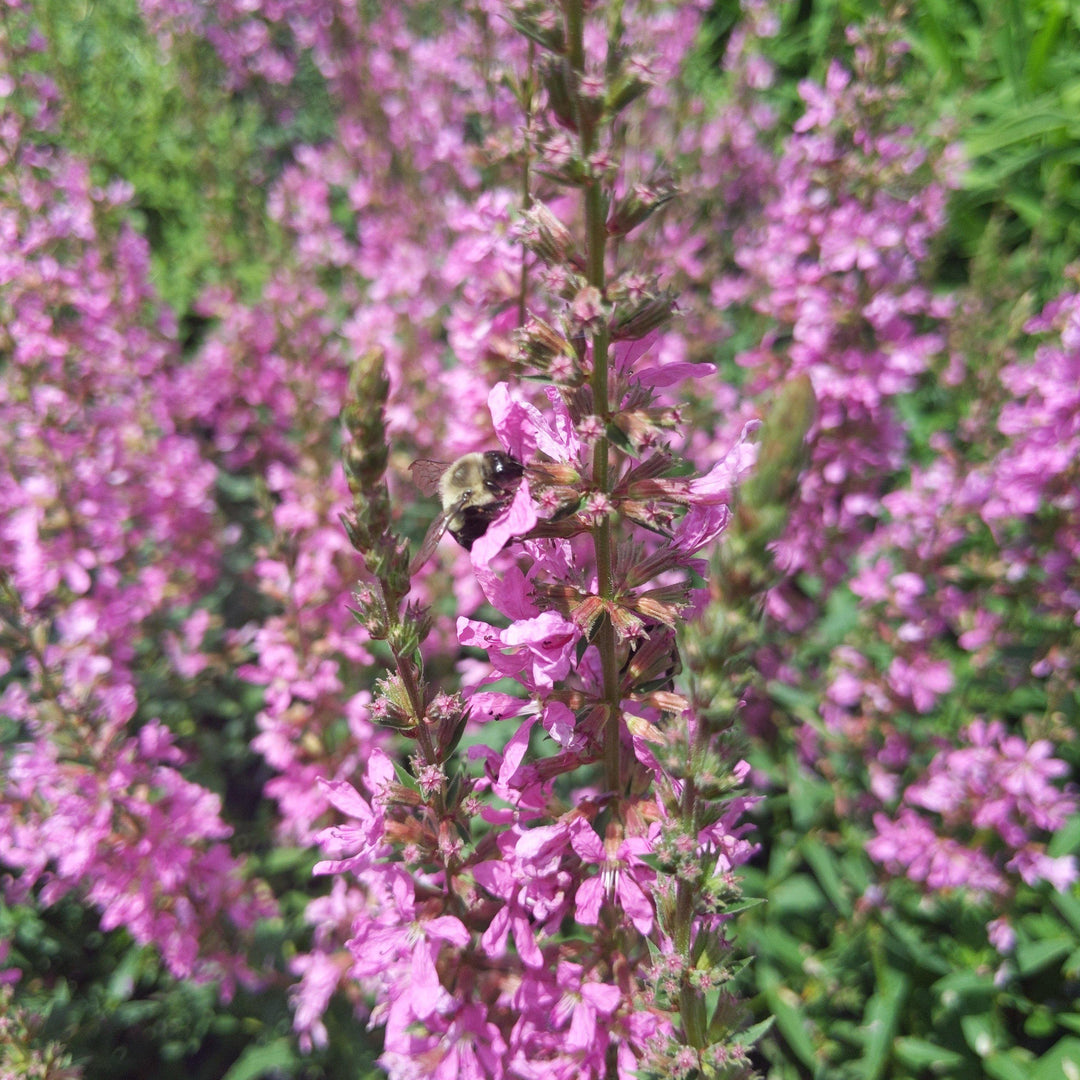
[
  {"x1": 296, "y1": 2, "x2": 763, "y2": 1074},
  {"x1": 0, "y1": 24, "x2": 276, "y2": 993},
  {"x1": 868, "y1": 720, "x2": 1078, "y2": 923}
]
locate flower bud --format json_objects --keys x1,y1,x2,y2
[
  {"x1": 518, "y1": 203, "x2": 578, "y2": 266},
  {"x1": 541, "y1": 55, "x2": 578, "y2": 132},
  {"x1": 611, "y1": 292, "x2": 676, "y2": 341},
  {"x1": 571, "y1": 284, "x2": 605, "y2": 327},
  {"x1": 514, "y1": 315, "x2": 574, "y2": 370},
  {"x1": 371, "y1": 673, "x2": 419, "y2": 733},
  {"x1": 607, "y1": 180, "x2": 676, "y2": 238},
  {"x1": 349, "y1": 584, "x2": 389, "y2": 640}
]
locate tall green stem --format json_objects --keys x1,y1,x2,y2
[{"x1": 565, "y1": 0, "x2": 621, "y2": 795}]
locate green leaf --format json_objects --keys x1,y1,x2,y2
[
  {"x1": 605, "y1": 421, "x2": 639, "y2": 457},
  {"x1": 769, "y1": 873, "x2": 826, "y2": 918},
  {"x1": 1014, "y1": 935, "x2": 1073, "y2": 976},
  {"x1": 964, "y1": 106, "x2": 1076, "y2": 157},
  {"x1": 755, "y1": 922, "x2": 816, "y2": 972},
  {"x1": 256, "y1": 845, "x2": 317, "y2": 876},
  {"x1": 221, "y1": 1038, "x2": 298, "y2": 1080},
  {"x1": 814, "y1": 586, "x2": 860, "y2": 647},
  {"x1": 787, "y1": 775, "x2": 834, "y2": 832},
  {"x1": 934, "y1": 967, "x2": 997, "y2": 1001},
  {"x1": 1025, "y1": 6, "x2": 1066, "y2": 92},
  {"x1": 391, "y1": 757, "x2": 420, "y2": 790},
  {"x1": 960, "y1": 1012, "x2": 997, "y2": 1058},
  {"x1": 719, "y1": 895, "x2": 767, "y2": 916},
  {"x1": 855, "y1": 969, "x2": 910, "y2": 1080},
  {"x1": 912, "y1": 1, "x2": 961, "y2": 81},
  {"x1": 1032, "y1": 1037, "x2": 1080, "y2": 1080},
  {"x1": 984, "y1": 1048, "x2": 1037, "y2": 1080},
  {"x1": 759, "y1": 963, "x2": 820, "y2": 1072},
  {"x1": 893, "y1": 1036, "x2": 965, "y2": 1071},
  {"x1": 884, "y1": 916, "x2": 952, "y2": 976},
  {"x1": 730, "y1": 1015, "x2": 776, "y2": 1049},
  {"x1": 1048, "y1": 812, "x2": 1080, "y2": 856},
  {"x1": 800, "y1": 836, "x2": 852, "y2": 918},
  {"x1": 1005, "y1": 189, "x2": 1055, "y2": 229},
  {"x1": 766, "y1": 679, "x2": 821, "y2": 724}
]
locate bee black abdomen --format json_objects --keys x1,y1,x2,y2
[{"x1": 450, "y1": 506, "x2": 503, "y2": 550}]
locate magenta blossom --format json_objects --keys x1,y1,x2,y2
[
  {"x1": 570, "y1": 819, "x2": 658, "y2": 935},
  {"x1": 457, "y1": 610, "x2": 579, "y2": 692}
]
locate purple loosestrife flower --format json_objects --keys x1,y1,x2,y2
[
  {"x1": 458, "y1": 611, "x2": 579, "y2": 693},
  {"x1": 135, "y1": 0, "x2": 766, "y2": 1069},
  {"x1": 689, "y1": 23, "x2": 956, "y2": 640},
  {"x1": 570, "y1": 818, "x2": 658, "y2": 935},
  {"x1": 817, "y1": 272, "x2": 1080, "y2": 852},
  {"x1": 868, "y1": 720, "x2": 1078, "y2": 942},
  {"x1": 290, "y1": 0, "x2": 767, "y2": 1069},
  {"x1": 473, "y1": 824, "x2": 575, "y2": 968},
  {"x1": 0, "y1": 34, "x2": 276, "y2": 992}
]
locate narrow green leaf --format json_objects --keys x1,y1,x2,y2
[
  {"x1": 759, "y1": 964, "x2": 820, "y2": 1072},
  {"x1": 893, "y1": 1036, "x2": 965, "y2": 1070},
  {"x1": 755, "y1": 922, "x2": 817, "y2": 971},
  {"x1": 856, "y1": 969, "x2": 910, "y2": 1080},
  {"x1": 800, "y1": 837, "x2": 852, "y2": 918},
  {"x1": 984, "y1": 1048, "x2": 1037, "y2": 1080},
  {"x1": 1026, "y1": 7, "x2": 1066, "y2": 92},
  {"x1": 766, "y1": 679, "x2": 820, "y2": 722},
  {"x1": 885, "y1": 917, "x2": 951, "y2": 976},
  {"x1": 221, "y1": 1038, "x2": 298, "y2": 1080},
  {"x1": 1049, "y1": 889, "x2": 1080, "y2": 933},
  {"x1": 1048, "y1": 812, "x2": 1080, "y2": 856},
  {"x1": 1014, "y1": 936, "x2": 1072, "y2": 976},
  {"x1": 1032, "y1": 1037, "x2": 1080, "y2": 1080},
  {"x1": 960, "y1": 1012, "x2": 997, "y2": 1058},
  {"x1": 911, "y1": 2, "x2": 960, "y2": 81},
  {"x1": 730, "y1": 1015, "x2": 776, "y2": 1049},
  {"x1": 965, "y1": 108, "x2": 1074, "y2": 156},
  {"x1": 1005, "y1": 190, "x2": 1054, "y2": 229}
]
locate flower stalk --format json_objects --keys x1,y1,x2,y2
[
  {"x1": 321, "y1": 2, "x2": 781, "y2": 1074},
  {"x1": 562, "y1": 0, "x2": 623, "y2": 797}
]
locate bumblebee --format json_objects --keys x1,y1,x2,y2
[{"x1": 409, "y1": 451, "x2": 525, "y2": 571}]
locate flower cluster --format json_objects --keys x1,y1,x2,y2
[
  {"x1": 0, "y1": 15, "x2": 274, "y2": 995},
  {"x1": 711, "y1": 26, "x2": 956, "y2": 632},
  {"x1": 868, "y1": 720, "x2": 1077, "y2": 937}
]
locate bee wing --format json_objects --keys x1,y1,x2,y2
[
  {"x1": 409, "y1": 495, "x2": 466, "y2": 577},
  {"x1": 409, "y1": 458, "x2": 450, "y2": 497}
]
